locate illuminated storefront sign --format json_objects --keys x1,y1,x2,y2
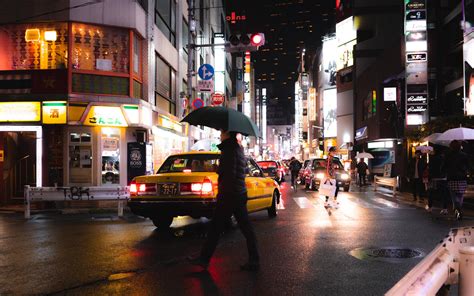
[
  {"x1": 123, "y1": 105, "x2": 139, "y2": 124},
  {"x1": 308, "y1": 88, "x2": 317, "y2": 121},
  {"x1": 336, "y1": 17, "x2": 357, "y2": 71},
  {"x1": 158, "y1": 115, "x2": 182, "y2": 134},
  {"x1": 405, "y1": 0, "x2": 428, "y2": 125},
  {"x1": 0, "y1": 102, "x2": 41, "y2": 122},
  {"x1": 84, "y1": 106, "x2": 128, "y2": 127},
  {"x1": 42, "y1": 101, "x2": 67, "y2": 124},
  {"x1": 323, "y1": 88, "x2": 337, "y2": 138}
]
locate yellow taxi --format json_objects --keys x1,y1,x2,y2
[{"x1": 128, "y1": 151, "x2": 281, "y2": 229}]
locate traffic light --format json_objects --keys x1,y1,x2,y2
[{"x1": 226, "y1": 33, "x2": 265, "y2": 53}]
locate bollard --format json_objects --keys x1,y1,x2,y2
[
  {"x1": 459, "y1": 246, "x2": 474, "y2": 296},
  {"x1": 24, "y1": 185, "x2": 30, "y2": 219},
  {"x1": 118, "y1": 201, "x2": 124, "y2": 217}
]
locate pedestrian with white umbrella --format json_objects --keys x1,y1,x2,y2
[{"x1": 445, "y1": 140, "x2": 470, "y2": 220}]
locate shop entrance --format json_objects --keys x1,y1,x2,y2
[{"x1": 0, "y1": 126, "x2": 42, "y2": 203}]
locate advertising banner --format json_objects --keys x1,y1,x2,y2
[
  {"x1": 405, "y1": 0, "x2": 428, "y2": 125},
  {"x1": 127, "y1": 142, "x2": 146, "y2": 183}
]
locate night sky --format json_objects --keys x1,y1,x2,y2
[{"x1": 226, "y1": 0, "x2": 335, "y2": 120}]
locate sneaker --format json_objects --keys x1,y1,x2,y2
[
  {"x1": 240, "y1": 262, "x2": 260, "y2": 271},
  {"x1": 440, "y1": 209, "x2": 448, "y2": 215},
  {"x1": 187, "y1": 256, "x2": 209, "y2": 270},
  {"x1": 455, "y1": 209, "x2": 463, "y2": 221},
  {"x1": 425, "y1": 205, "x2": 432, "y2": 212}
]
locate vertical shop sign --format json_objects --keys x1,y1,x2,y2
[
  {"x1": 127, "y1": 142, "x2": 146, "y2": 183},
  {"x1": 405, "y1": 0, "x2": 428, "y2": 125}
]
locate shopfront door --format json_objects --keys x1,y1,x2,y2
[{"x1": 69, "y1": 132, "x2": 92, "y2": 185}]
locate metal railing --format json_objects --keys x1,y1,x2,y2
[
  {"x1": 24, "y1": 185, "x2": 129, "y2": 219},
  {"x1": 386, "y1": 227, "x2": 474, "y2": 296}
]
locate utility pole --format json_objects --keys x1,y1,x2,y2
[{"x1": 187, "y1": 0, "x2": 195, "y2": 105}]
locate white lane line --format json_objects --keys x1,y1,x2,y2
[{"x1": 293, "y1": 197, "x2": 315, "y2": 209}]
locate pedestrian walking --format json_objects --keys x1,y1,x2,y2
[
  {"x1": 189, "y1": 130, "x2": 260, "y2": 271},
  {"x1": 409, "y1": 150, "x2": 427, "y2": 202},
  {"x1": 425, "y1": 147, "x2": 449, "y2": 214},
  {"x1": 289, "y1": 156, "x2": 302, "y2": 189},
  {"x1": 324, "y1": 147, "x2": 340, "y2": 207},
  {"x1": 445, "y1": 140, "x2": 469, "y2": 220},
  {"x1": 356, "y1": 159, "x2": 368, "y2": 186}
]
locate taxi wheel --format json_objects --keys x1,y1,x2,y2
[
  {"x1": 152, "y1": 215, "x2": 174, "y2": 229},
  {"x1": 267, "y1": 191, "x2": 278, "y2": 218}
]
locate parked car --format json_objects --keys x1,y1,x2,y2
[
  {"x1": 257, "y1": 160, "x2": 285, "y2": 183},
  {"x1": 303, "y1": 157, "x2": 351, "y2": 191},
  {"x1": 128, "y1": 152, "x2": 280, "y2": 229}
]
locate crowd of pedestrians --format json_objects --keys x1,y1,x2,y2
[{"x1": 409, "y1": 140, "x2": 470, "y2": 220}]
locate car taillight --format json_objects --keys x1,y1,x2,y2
[
  {"x1": 139, "y1": 184, "x2": 146, "y2": 192},
  {"x1": 190, "y1": 178, "x2": 214, "y2": 195},
  {"x1": 130, "y1": 183, "x2": 137, "y2": 194}
]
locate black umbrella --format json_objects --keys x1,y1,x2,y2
[{"x1": 181, "y1": 106, "x2": 261, "y2": 137}]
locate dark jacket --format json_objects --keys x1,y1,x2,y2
[
  {"x1": 408, "y1": 156, "x2": 427, "y2": 179},
  {"x1": 217, "y1": 138, "x2": 247, "y2": 196},
  {"x1": 356, "y1": 161, "x2": 368, "y2": 175},
  {"x1": 445, "y1": 151, "x2": 469, "y2": 181},
  {"x1": 289, "y1": 159, "x2": 302, "y2": 172},
  {"x1": 428, "y1": 153, "x2": 446, "y2": 179}
]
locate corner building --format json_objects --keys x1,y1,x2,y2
[{"x1": 0, "y1": 0, "x2": 229, "y2": 202}]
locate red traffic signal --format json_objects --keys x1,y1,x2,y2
[
  {"x1": 250, "y1": 33, "x2": 265, "y2": 47},
  {"x1": 226, "y1": 33, "x2": 265, "y2": 53}
]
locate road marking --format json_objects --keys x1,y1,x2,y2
[{"x1": 293, "y1": 197, "x2": 315, "y2": 209}]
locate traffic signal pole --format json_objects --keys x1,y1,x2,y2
[{"x1": 186, "y1": 0, "x2": 195, "y2": 104}]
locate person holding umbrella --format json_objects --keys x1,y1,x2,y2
[
  {"x1": 445, "y1": 140, "x2": 469, "y2": 220},
  {"x1": 183, "y1": 107, "x2": 261, "y2": 271}
]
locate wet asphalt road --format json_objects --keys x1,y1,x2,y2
[{"x1": 1, "y1": 182, "x2": 473, "y2": 296}]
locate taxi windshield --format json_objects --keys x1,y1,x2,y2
[{"x1": 158, "y1": 154, "x2": 220, "y2": 173}]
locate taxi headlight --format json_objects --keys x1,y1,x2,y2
[
  {"x1": 341, "y1": 173, "x2": 349, "y2": 180},
  {"x1": 316, "y1": 173, "x2": 325, "y2": 180}
]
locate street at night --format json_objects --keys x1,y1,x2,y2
[{"x1": 1, "y1": 183, "x2": 472, "y2": 295}]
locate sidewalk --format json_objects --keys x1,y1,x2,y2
[{"x1": 365, "y1": 183, "x2": 474, "y2": 210}]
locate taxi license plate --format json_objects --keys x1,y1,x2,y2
[{"x1": 158, "y1": 183, "x2": 178, "y2": 196}]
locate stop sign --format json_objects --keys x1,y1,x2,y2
[{"x1": 211, "y1": 92, "x2": 225, "y2": 106}]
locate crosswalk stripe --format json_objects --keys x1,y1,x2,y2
[{"x1": 293, "y1": 197, "x2": 315, "y2": 209}]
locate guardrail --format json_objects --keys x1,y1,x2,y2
[
  {"x1": 374, "y1": 176, "x2": 398, "y2": 197},
  {"x1": 24, "y1": 185, "x2": 129, "y2": 219},
  {"x1": 386, "y1": 227, "x2": 474, "y2": 296}
]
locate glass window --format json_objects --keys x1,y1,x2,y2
[
  {"x1": 133, "y1": 34, "x2": 141, "y2": 74},
  {"x1": 69, "y1": 132, "x2": 92, "y2": 184},
  {"x1": 155, "y1": 0, "x2": 176, "y2": 46},
  {"x1": 247, "y1": 159, "x2": 262, "y2": 177},
  {"x1": 158, "y1": 154, "x2": 220, "y2": 173},
  {"x1": 155, "y1": 54, "x2": 176, "y2": 115},
  {"x1": 101, "y1": 128, "x2": 120, "y2": 185},
  {"x1": 71, "y1": 23, "x2": 129, "y2": 73},
  {"x1": 0, "y1": 23, "x2": 68, "y2": 70},
  {"x1": 182, "y1": 19, "x2": 189, "y2": 58}
]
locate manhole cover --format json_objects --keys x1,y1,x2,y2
[{"x1": 350, "y1": 247, "x2": 424, "y2": 263}]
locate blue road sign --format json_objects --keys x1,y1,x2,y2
[{"x1": 198, "y1": 64, "x2": 214, "y2": 81}]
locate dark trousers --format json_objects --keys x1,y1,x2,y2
[
  {"x1": 291, "y1": 171, "x2": 299, "y2": 185},
  {"x1": 412, "y1": 178, "x2": 425, "y2": 199},
  {"x1": 428, "y1": 180, "x2": 449, "y2": 209},
  {"x1": 358, "y1": 173, "x2": 366, "y2": 186},
  {"x1": 200, "y1": 193, "x2": 259, "y2": 264}
]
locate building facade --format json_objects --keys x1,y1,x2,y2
[{"x1": 0, "y1": 0, "x2": 230, "y2": 202}]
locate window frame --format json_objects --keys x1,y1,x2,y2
[{"x1": 155, "y1": 0, "x2": 176, "y2": 46}]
